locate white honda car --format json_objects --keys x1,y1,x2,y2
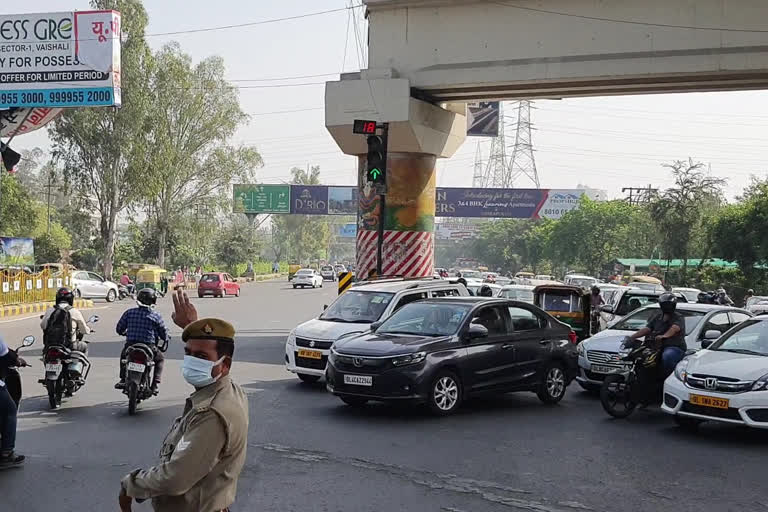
[
  {"x1": 663, "y1": 316, "x2": 768, "y2": 430},
  {"x1": 292, "y1": 269, "x2": 324, "y2": 289}
]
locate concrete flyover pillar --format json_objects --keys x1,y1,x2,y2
[{"x1": 325, "y1": 73, "x2": 466, "y2": 278}]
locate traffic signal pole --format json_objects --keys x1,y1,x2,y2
[{"x1": 376, "y1": 123, "x2": 388, "y2": 276}]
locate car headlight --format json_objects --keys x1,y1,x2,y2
[
  {"x1": 391, "y1": 351, "x2": 427, "y2": 367},
  {"x1": 752, "y1": 373, "x2": 768, "y2": 391},
  {"x1": 674, "y1": 359, "x2": 689, "y2": 381},
  {"x1": 576, "y1": 342, "x2": 585, "y2": 356},
  {"x1": 286, "y1": 330, "x2": 296, "y2": 346}
]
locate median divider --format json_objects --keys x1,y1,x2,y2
[{"x1": 0, "y1": 299, "x2": 96, "y2": 318}]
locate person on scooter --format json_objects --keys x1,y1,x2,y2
[
  {"x1": 0, "y1": 334, "x2": 26, "y2": 468},
  {"x1": 589, "y1": 285, "x2": 604, "y2": 334},
  {"x1": 624, "y1": 292, "x2": 685, "y2": 376},
  {"x1": 40, "y1": 287, "x2": 91, "y2": 354},
  {"x1": 115, "y1": 288, "x2": 169, "y2": 393},
  {"x1": 120, "y1": 272, "x2": 135, "y2": 296}
]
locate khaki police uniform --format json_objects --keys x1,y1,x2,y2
[{"x1": 122, "y1": 319, "x2": 249, "y2": 512}]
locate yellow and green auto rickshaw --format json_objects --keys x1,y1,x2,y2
[
  {"x1": 288, "y1": 263, "x2": 302, "y2": 281},
  {"x1": 136, "y1": 267, "x2": 168, "y2": 293},
  {"x1": 534, "y1": 284, "x2": 592, "y2": 340}
]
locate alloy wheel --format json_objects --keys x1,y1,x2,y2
[
  {"x1": 546, "y1": 367, "x2": 565, "y2": 398},
  {"x1": 433, "y1": 376, "x2": 459, "y2": 411}
]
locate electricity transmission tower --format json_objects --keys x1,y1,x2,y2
[
  {"x1": 471, "y1": 142, "x2": 485, "y2": 188},
  {"x1": 485, "y1": 109, "x2": 509, "y2": 188},
  {"x1": 507, "y1": 100, "x2": 540, "y2": 188}
]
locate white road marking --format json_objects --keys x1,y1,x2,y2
[{"x1": 0, "y1": 306, "x2": 110, "y2": 324}]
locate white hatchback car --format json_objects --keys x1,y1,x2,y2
[
  {"x1": 292, "y1": 269, "x2": 324, "y2": 289},
  {"x1": 663, "y1": 316, "x2": 768, "y2": 430}
]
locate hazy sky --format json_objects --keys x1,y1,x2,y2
[{"x1": 10, "y1": 0, "x2": 768, "y2": 200}]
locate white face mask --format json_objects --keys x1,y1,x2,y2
[{"x1": 181, "y1": 355, "x2": 225, "y2": 388}]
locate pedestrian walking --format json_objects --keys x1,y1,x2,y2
[{"x1": 119, "y1": 289, "x2": 249, "y2": 512}]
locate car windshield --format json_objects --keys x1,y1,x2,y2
[
  {"x1": 320, "y1": 291, "x2": 394, "y2": 323},
  {"x1": 710, "y1": 320, "x2": 768, "y2": 356},
  {"x1": 377, "y1": 302, "x2": 471, "y2": 336},
  {"x1": 674, "y1": 289, "x2": 701, "y2": 302},
  {"x1": 461, "y1": 270, "x2": 482, "y2": 279},
  {"x1": 201, "y1": 274, "x2": 219, "y2": 282},
  {"x1": 540, "y1": 291, "x2": 581, "y2": 312},
  {"x1": 321, "y1": 266, "x2": 333, "y2": 271},
  {"x1": 616, "y1": 294, "x2": 662, "y2": 315},
  {"x1": 569, "y1": 278, "x2": 595, "y2": 288},
  {"x1": 611, "y1": 308, "x2": 705, "y2": 334},
  {"x1": 499, "y1": 288, "x2": 534, "y2": 302},
  {"x1": 631, "y1": 282, "x2": 662, "y2": 292}
]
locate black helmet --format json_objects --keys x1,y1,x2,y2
[
  {"x1": 658, "y1": 292, "x2": 677, "y2": 314},
  {"x1": 137, "y1": 288, "x2": 158, "y2": 307},
  {"x1": 55, "y1": 287, "x2": 74, "y2": 306},
  {"x1": 479, "y1": 285, "x2": 494, "y2": 297}
]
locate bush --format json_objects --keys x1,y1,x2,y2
[{"x1": 229, "y1": 263, "x2": 248, "y2": 278}]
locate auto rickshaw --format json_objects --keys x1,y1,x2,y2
[
  {"x1": 533, "y1": 284, "x2": 592, "y2": 340},
  {"x1": 288, "y1": 263, "x2": 302, "y2": 281},
  {"x1": 136, "y1": 267, "x2": 168, "y2": 294}
]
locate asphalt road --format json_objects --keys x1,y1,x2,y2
[{"x1": 1, "y1": 279, "x2": 767, "y2": 511}]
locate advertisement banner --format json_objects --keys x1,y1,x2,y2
[
  {"x1": 0, "y1": 10, "x2": 122, "y2": 108},
  {"x1": 0, "y1": 237, "x2": 34, "y2": 265},
  {"x1": 337, "y1": 223, "x2": 357, "y2": 238},
  {"x1": 0, "y1": 106, "x2": 62, "y2": 137},
  {"x1": 290, "y1": 185, "x2": 328, "y2": 215},
  {"x1": 435, "y1": 188, "x2": 585, "y2": 219},
  {"x1": 435, "y1": 221, "x2": 482, "y2": 240},
  {"x1": 233, "y1": 184, "x2": 290, "y2": 214},
  {"x1": 466, "y1": 101, "x2": 500, "y2": 137},
  {"x1": 328, "y1": 186, "x2": 357, "y2": 215}
]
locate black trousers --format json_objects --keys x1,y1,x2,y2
[{"x1": 119, "y1": 342, "x2": 164, "y2": 385}]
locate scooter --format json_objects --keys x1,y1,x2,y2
[
  {"x1": 121, "y1": 336, "x2": 169, "y2": 415},
  {"x1": 5, "y1": 335, "x2": 35, "y2": 409},
  {"x1": 39, "y1": 315, "x2": 100, "y2": 409},
  {"x1": 118, "y1": 284, "x2": 136, "y2": 301}
]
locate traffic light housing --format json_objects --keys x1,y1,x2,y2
[
  {"x1": 366, "y1": 135, "x2": 386, "y2": 185},
  {"x1": 0, "y1": 143, "x2": 20, "y2": 172}
]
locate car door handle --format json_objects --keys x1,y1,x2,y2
[{"x1": 501, "y1": 343, "x2": 514, "y2": 350}]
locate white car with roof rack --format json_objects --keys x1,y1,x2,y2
[
  {"x1": 663, "y1": 315, "x2": 768, "y2": 430},
  {"x1": 285, "y1": 277, "x2": 469, "y2": 383}
]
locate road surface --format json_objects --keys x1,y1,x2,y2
[{"x1": 1, "y1": 280, "x2": 766, "y2": 511}]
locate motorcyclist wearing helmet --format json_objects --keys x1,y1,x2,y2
[
  {"x1": 115, "y1": 288, "x2": 169, "y2": 392},
  {"x1": 589, "y1": 285, "x2": 604, "y2": 334},
  {"x1": 478, "y1": 284, "x2": 495, "y2": 297},
  {"x1": 743, "y1": 289, "x2": 755, "y2": 308},
  {"x1": 624, "y1": 292, "x2": 686, "y2": 376},
  {"x1": 716, "y1": 287, "x2": 734, "y2": 306},
  {"x1": 40, "y1": 287, "x2": 91, "y2": 354}
]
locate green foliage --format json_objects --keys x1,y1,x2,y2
[
  {"x1": 214, "y1": 217, "x2": 261, "y2": 275},
  {"x1": 0, "y1": 173, "x2": 37, "y2": 236},
  {"x1": 71, "y1": 248, "x2": 100, "y2": 271}
]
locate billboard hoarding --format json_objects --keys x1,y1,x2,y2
[
  {"x1": 0, "y1": 10, "x2": 122, "y2": 109},
  {"x1": 0, "y1": 237, "x2": 34, "y2": 265},
  {"x1": 435, "y1": 221, "x2": 482, "y2": 240},
  {"x1": 328, "y1": 186, "x2": 357, "y2": 215},
  {"x1": 466, "y1": 101, "x2": 499, "y2": 137},
  {"x1": 337, "y1": 223, "x2": 357, "y2": 238},
  {"x1": 436, "y1": 188, "x2": 585, "y2": 219},
  {"x1": 0, "y1": 106, "x2": 61, "y2": 137},
  {"x1": 233, "y1": 184, "x2": 290, "y2": 214},
  {"x1": 290, "y1": 185, "x2": 328, "y2": 214}
]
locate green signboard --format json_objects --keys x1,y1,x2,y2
[{"x1": 233, "y1": 184, "x2": 290, "y2": 213}]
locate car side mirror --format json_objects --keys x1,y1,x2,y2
[
  {"x1": 88, "y1": 315, "x2": 100, "y2": 324},
  {"x1": 21, "y1": 335, "x2": 35, "y2": 347},
  {"x1": 700, "y1": 338, "x2": 715, "y2": 349},
  {"x1": 323, "y1": 304, "x2": 328, "y2": 311},
  {"x1": 465, "y1": 323, "x2": 489, "y2": 340},
  {"x1": 600, "y1": 305, "x2": 614, "y2": 313},
  {"x1": 704, "y1": 329, "x2": 721, "y2": 340},
  {"x1": 370, "y1": 321, "x2": 382, "y2": 332}
]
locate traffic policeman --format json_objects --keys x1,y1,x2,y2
[{"x1": 119, "y1": 303, "x2": 248, "y2": 512}]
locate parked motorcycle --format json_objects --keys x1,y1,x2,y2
[
  {"x1": 6, "y1": 335, "x2": 35, "y2": 409},
  {"x1": 39, "y1": 315, "x2": 100, "y2": 409},
  {"x1": 121, "y1": 337, "x2": 168, "y2": 415},
  {"x1": 600, "y1": 338, "x2": 664, "y2": 418}
]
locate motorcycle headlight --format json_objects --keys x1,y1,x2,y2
[
  {"x1": 391, "y1": 351, "x2": 427, "y2": 367},
  {"x1": 674, "y1": 359, "x2": 689, "y2": 381},
  {"x1": 752, "y1": 372, "x2": 768, "y2": 391},
  {"x1": 286, "y1": 330, "x2": 296, "y2": 346}
]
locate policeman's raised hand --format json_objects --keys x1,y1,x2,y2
[{"x1": 172, "y1": 289, "x2": 198, "y2": 329}]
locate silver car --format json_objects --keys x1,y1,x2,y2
[
  {"x1": 576, "y1": 303, "x2": 752, "y2": 391},
  {"x1": 71, "y1": 270, "x2": 119, "y2": 302}
]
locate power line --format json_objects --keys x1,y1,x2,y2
[{"x1": 491, "y1": 1, "x2": 768, "y2": 33}]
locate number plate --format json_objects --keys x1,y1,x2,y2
[
  {"x1": 689, "y1": 394, "x2": 729, "y2": 409},
  {"x1": 343, "y1": 374, "x2": 373, "y2": 386},
  {"x1": 298, "y1": 349, "x2": 322, "y2": 360},
  {"x1": 127, "y1": 362, "x2": 146, "y2": 372},
  {"x1": 591, "y1": 364, "x2": 621, "y2": 374},
  {"x1": 45, "y1": 363, "x2": 61, "y2": 373}
]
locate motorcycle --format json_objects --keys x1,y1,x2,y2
[
  {"x1": 118, "y1": 284, "x2": 136, "y2": 301},
  {"x1": 39, "y1": 315, "x2": 100, "y2": 409},
  {"x1": 5, "y1": 335, "x2": 35, "y2": 409},
  {"x1": 121, "y1": 336, "x2": 169, "y2": 415},
  {"x1": 600, "y1": 338, "x2": 664, "y2": 418}
]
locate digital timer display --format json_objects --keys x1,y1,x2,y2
[{"x1": 353, "y1": 119, "x2": 378, "y2": 135}]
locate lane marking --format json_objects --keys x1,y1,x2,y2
[{"x1": 0, "y1": 305, "x2": 110, "y2": 324}]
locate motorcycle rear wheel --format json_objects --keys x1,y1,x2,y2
[
  {"x1": 46, "y1": 381, "x2": 58, "y2": 409},
  {"x1": 127, "y1": 383, "x2": 138, "y2": 416},
  {"x1": 600, "y1": 374, "x2": 637, "y2": 419}
]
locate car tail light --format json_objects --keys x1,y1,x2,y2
[
  {"x1": 130, "y1": 351, "x2": 148, "y2": 364},
  {"x1": 568, "y1": 331, "x2": 578, "y2": 344}
]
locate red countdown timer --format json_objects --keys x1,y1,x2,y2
[{"x1": 353, "y1": 119, "x2": 378, "y2": 135}]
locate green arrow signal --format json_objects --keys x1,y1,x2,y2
[{"x1": 369, "y1": 168, "x2": 382, "y2": 180}]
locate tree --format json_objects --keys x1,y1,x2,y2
[
  {"x1": 270, "y1": 167, "x2": 331, "y2": 263},
  {"x1": 144, "y1": 43, "x2": 262, "y2": 267},
  {"x1": 214, "y1": 217, "x2": 261, "y2": 275},
  {"x1": 49, "y1": 0, "x2": 154, "y2": 278},
  {"x1": 649, "y1": 159, "x2": 725, "y2": 282},
  {"x1": 0, "y1": 172, "x2": 37, "y2": 236}
]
